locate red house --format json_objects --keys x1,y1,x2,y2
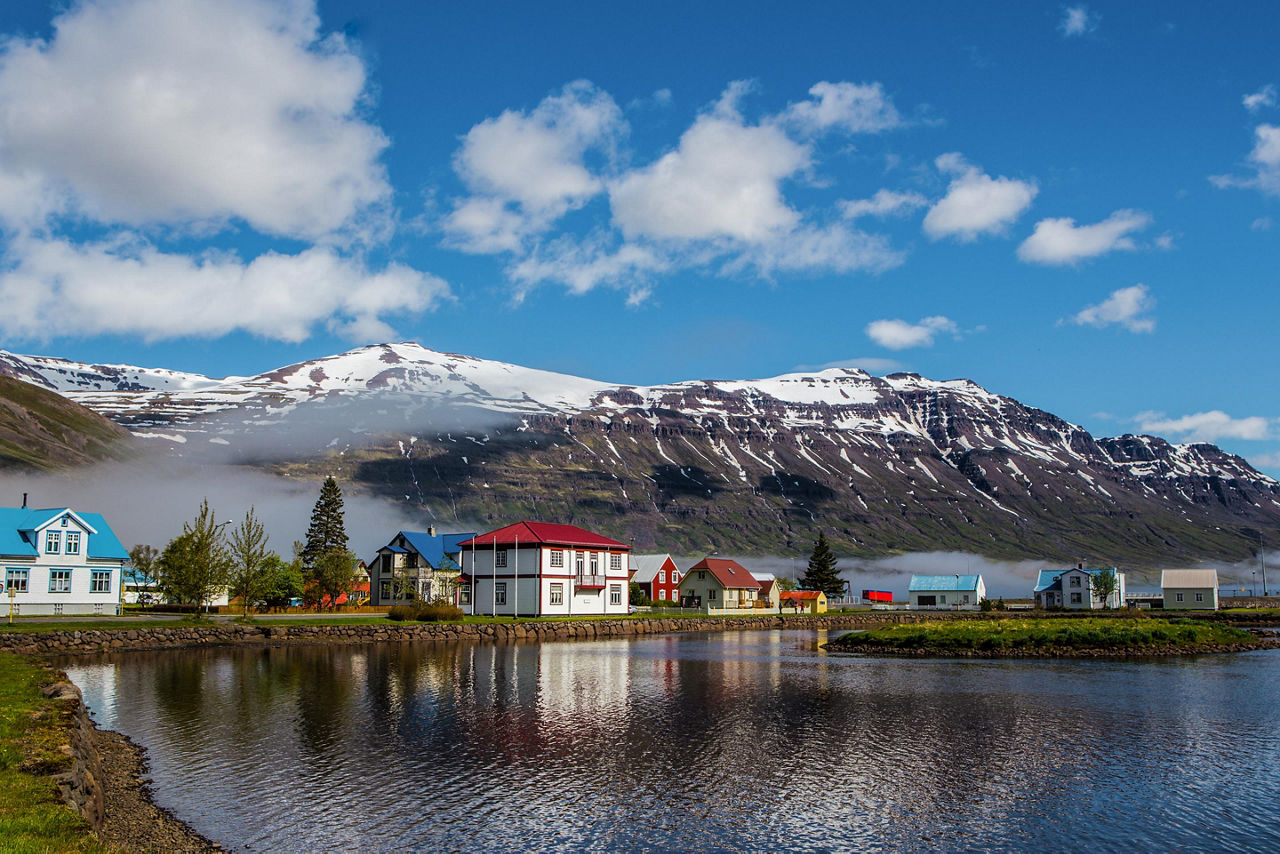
[
  {"x1": 629, "y1": 554, "x2": 681, "y2": 602},
  {"x1": 458, "y1": 521, "x2": 631, "y2": 617}
]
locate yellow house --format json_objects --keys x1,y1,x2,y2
[{"x1": 780, "y1": 590, "x2": 827, "y2": 613}]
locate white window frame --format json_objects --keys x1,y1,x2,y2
[
  {"x1": 91, "y1": 570, "x2": 111, "y2": 593},
  {"x1": 590, "y1": 554, "x2": 599, "y2": 575},
  {"x1": 1070, "y1": 592, "x2": 1082, "y2": 604},
  {"x1": 46, "y1": 531, "x2": 61, "y2": 554},
  {"x1": 550, "y1": 583, "x2": 564, "y2": 605},
  {"x1": 1195, "y1": 592, "x2": 1204, "y2": 602},
  {"x1": 575, "y1": 552, "x2": 585, "y2": 574},
  {"x1": 1176, "y1": 592, "x2": 1184, "y2": 602},
  {"x1": 49, "y1": 569, "x2": 71, "y2": 593},
  {"x1": 65, "y1": 532, "x2": 81, "y2": 556},
  {"x1": 610, "y1": 554, "x2": 622, "y2": 572},
  {"x1": 495, "y1": 550, "x2": 508, "y2": 568},
  {"x1": 495, "y1": 582, "x2": 507, "y2": 606},
  {"x1": 610, "y1": 584, "x2": 622, "y2": 606},
  {"x1": 658, "y1": 570, "x2": 666, "y2": 584},
  {"x1": 550, "y1": 550, "x2": 564, "y2": 568},
  {"x1": 1069, "y1": 576, "x2": 1081, "y2": 587}
]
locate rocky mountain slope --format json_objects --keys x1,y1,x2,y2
[
  {"x1": 2, "y1": 343, "x2": 1276, "y2": 564},
  {"x1": 0, "y1": 375, "x2": 134, "y2": 470}
]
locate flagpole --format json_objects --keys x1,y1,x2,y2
[
  {"x1": 513, "y1": 533, "x2": 519, "y2": 620},
  {"x1": 492, "y1": 534, "x2": 497, "y2": 618}
]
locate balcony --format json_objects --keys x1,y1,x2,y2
[{"x1": 575, "y1": 574, "x2": 607, "y2": 589}]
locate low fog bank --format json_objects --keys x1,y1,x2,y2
[{"x1": 0, "y1": 458, "x2": 465, "y2": 562}]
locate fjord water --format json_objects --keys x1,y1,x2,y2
[{"x1": 65, "y1": 630, "x2": 1280, "y2": 852}]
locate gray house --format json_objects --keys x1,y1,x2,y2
[{"x1": 1161, "y1": 569, "x2": 1219, "y2": 610}]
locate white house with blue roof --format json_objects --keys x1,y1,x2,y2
[
  {"x1": 1, "y1": 502, "x2": 130, "y2": 616},
  {"x1": 370, "y1": 527, "x2": 476, "y2": 606},
  {"x1": 1033, "y1": 565, "x2": 1126, "y2": 609},
  {"x1": 908, "y1": 574, "x2": 985, "y2": 610}
]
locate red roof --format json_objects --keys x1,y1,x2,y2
[
  {"x1": 686, "y1": 557, "x2": 757, "y2": 590},
  {"x1": 757, "y1": 579, "x2": 775, "y2": 597},
  {"x1": 456, "y1": 521, "x2": 628, "y2": 550},
  {"x1": 781, "y1": 590, "x2": 824, "y2": 600}
]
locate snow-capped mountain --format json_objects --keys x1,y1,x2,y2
[{"x1": 2, "y1": 342, "x2": 1276, "y2": 564}]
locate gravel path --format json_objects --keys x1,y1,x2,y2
[{"x1": 91, "y1": 726, "x2": 223, "y2": 853}]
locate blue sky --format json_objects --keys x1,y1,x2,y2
[{"x1": 0, "y1": 0, "x2": 1277, "y2": 472}]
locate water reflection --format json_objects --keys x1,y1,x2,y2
[{"x1": 62, "y1": 633, "x2": 1280, "y2": 853}]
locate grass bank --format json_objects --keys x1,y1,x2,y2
[
  {"x1": 827, "y1": 617, "x2": 1262, "y2": 656},
  {"x1": 0, "y1": 652, "x2": 111, "y2": 853}
]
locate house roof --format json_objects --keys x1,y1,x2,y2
[
  {"x1": 0, "y1": 507, "x2": 129, "y2": 561},
  {"x1": 1033, "y1": 567, "x2": 1119, "y2": 593},
  {"x1": 782, "y1": 590, "x2": 824, "y2": 600},
  {"x1": 1161, "y1": 569, "x2": 1219, "y2": 589},
  {"x1": 684, "y1": 557, "x2": 758, "y2": 590},
  {"x1": 457, "y1": 521, "x2": 628, "y2": 550},
  {"x1": 397, "y1": 530, "x2": 474, "y2": 570},
  {"x1": 757, "y1": 579, "x2": 775, "y2": 598},
  {"x1": 908, "y1": 574, "x2": 983, "y2": 592},
  {"x1": 629, "y1": 554, "x2": 675, "y2": 584}
]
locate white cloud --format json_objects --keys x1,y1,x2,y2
[
  {"x1": 0, "y1": 235, "x2": 450, "y2": 343},
  {"x1": 1211, "y1": 123, "x2": 1280, "y2": 197},
  {"x1": 609, "y1": 95, "x2": 808, "y2": 243},
  {"x1": 1017, "y1": 209, "x2": 1152, "y2": 265},
  {"x1": 1248, "y1": 451, "x2": 1280, "y2": 469},
  {"x1": 778, "y1": 81, "x2": 902, "y2": 135},
  {"x1": 1252, "y1": 216, "x2": 1273, "y2": 231},
  {"x1": 1139, "y1": 411, "x2": 1271, "y2": 443},
  {"x1": 728, "y1": 223, "x2": 903, "y2": 277},
  {"x1": 923, "y1": 153, "x2": 1038, "y2": 241},
  {"x1": 508, "y1": 236, "x2": 668, "y2": 302},
  {"x1": 866, "y1": 316, "x2": 959, "y2": 350},
  {"x1": 1069, "y1": 284, "x2": 1156, "y2": 333},
  {"x1": 840, "y1": 189, "x2": 929, "y2": 219},
  {"x1": 0, "y1": 0, "x2": 391, "y2": 241},
  {"x1": 1244, "y1": 84, "x2": 1277, "y2": 113},
  {"x1": 1059, "y1": 6, "x2": 1098, "y2": 37}
]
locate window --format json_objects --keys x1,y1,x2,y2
[
  {"x1": 1069, "y1": 576, "x2": 1081, "y2": 587},
  {"x1": 1176, "y1": 592, "x2": 1184, "y2": 602},
  {"x1": 708, "y1": 588, "x2": 717, "y2": 600},
  {"x1": 1070, "y1": 592, "x2": 1082, "y2": 604},
  {"x1": 962, "y1": 595, "x2": 970, "y2": 605},
  {"x1": 495, "y1": 582, "x2": 507, "y2": 606},
  {"x1": 65, "y1": 532, "x2": 81, "y2": 555},
  {"x1": 495, "y1": 550, "x2": 508, "y2": 568},
  {"x1": 49, "y1": 569, "x2": 71, "y2": 593},
  {"x1": 697, "y1": 571, "x2": 706, "y2": 580},
  {"x1": 550, "y1": 583, "x2": 564, "y2": 605},
  {"x1": 5, "y1": 569, "x2": 28, "y2": 593},
  {"x1": 672, "y1": 572, "x2": 679, "y2": 584},
  {"x1": 590, "y1": 554, "x2": 599, "y2": 575},
  {"x1": 658, "y1": 570, "x2": 666, "y2": 584},
  {"x1": 1195, "y1": 592, "x2": 1204, "y2": 602},
  {"x1": 575, "y1": 552, "x2": 585, "y2": 574},
  {"x1": 610, "y1": 584, "x2": 622, "y2": 606},
  {"x1": 939, "y1": 595, "x2": 947, "y2": 604},
  {"x1": 460, "y1": 586, "x2": 471, "y2": 605},
  {"x1": 91, "y1": 570, "x2": 111, "y2": 594},
  {"x1": 550, "y1": 550, "x2": 564, "y2": 568},
  {"x1": 45, "y1": 532, "x2": 60, "y2": 554},
  {"x1": 380, "y1": 580, "x2": 392, "y2": 600},
  {"x1": 610, "y1": 554, "x2": 622, "y2": 571}
]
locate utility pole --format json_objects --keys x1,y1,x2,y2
[{"x1": 1261, "y1": 532, "x2": 1268, "y2": 597}]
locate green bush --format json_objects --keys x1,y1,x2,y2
[
  {"x1": 415, "y1": 602, "x2": 464, "y2": 622},
  {"x1": 387, "y1": 604, "x2": 417, "y2": 622}
]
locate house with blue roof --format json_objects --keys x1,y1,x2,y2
[
  {"x1": 1033, "y1": 565, "x2": 1126, "y2": 609},
  {"x1": 1, "y1": 500, "x2": 130, "y2": 616},
  {"x1": 907, "y1": 574, "x2": 986, "y2": 610},
  {"x1": 370, "y1": 527, "x2": 476, "y2": 606}
]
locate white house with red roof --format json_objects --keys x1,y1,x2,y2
[
  {"x1": 677, "y1": 557, "x2": 766, "y2": 611},
  {"x1": 457, "y1": 521, "x2": 631, "y2": 617}
]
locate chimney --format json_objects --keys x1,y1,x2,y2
[
  {"x1": 1078, "y1": 563, "x2": 1083, "y2": 570},
  {"x1": 21, "y1": 492, "x2": 27, "y2": 509},
  {"x1": 428, "y1": 526, "x2": 436, "y2": 537}
]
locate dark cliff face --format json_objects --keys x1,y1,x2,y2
[{"x1": 0, "y1": 376, "x2": 134, "y2": 470}]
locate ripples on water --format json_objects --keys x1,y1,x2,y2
[{"x1": 63, "y1": 630, "x2": 1280, "y2": 853}]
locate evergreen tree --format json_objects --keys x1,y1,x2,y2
[
  {"x1": 800, "y1": 532, "x2": 845, "y2": 600},
  {"x1": 302, "y1": 476, "x2": 348, "y2": 570}
]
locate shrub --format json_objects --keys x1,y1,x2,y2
[
  {"x1": 387, "y1": 605, "x2": 417, "y2": 622},
  {"x1": 980, "y1": 597, "x2": 995, "y2": 612},
  {"x1": 415, "y1": 602, "x2": 463, "y2": 622}
]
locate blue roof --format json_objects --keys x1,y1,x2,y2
[
  {"x1": 908, "y1": 574, "x2": 983, "y2": 592},
  {"x1": 1034, "y1": 567, "x2": 1120, "y2": 592},
  {"x1": 0, "y1": 507, "x2": 129, "y2": 561},
  {"x1": 397, "y1": 531, "x2": 476, "y2": 570}
]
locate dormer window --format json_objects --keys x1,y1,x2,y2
[
  {"x1": 65, "y1": 532, "x2": 81, "y2": 555},
  {"x1": 46, "y1": 531, "x2": 60, "y2": 554},
  {"x1": 61, "y1": 515, "x2": 69, "y2": 527}
]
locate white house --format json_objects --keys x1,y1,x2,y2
[
  {"x1": 1033, "y1": 565, "x2": 1127, "y2": 609},
  {"x1": 1, "y1": 503, "x2": 130, "y2": 616},
  {"x1": 908, "y1": 574, "x2": 985, "y2": 610},
  {"x1": 1162, "y1": 569, "x2": 1219, "y2": 610},
  {"x1": 369, "y1": 528, "x2": 475, "y2": 606},
  {"x1": 458, "y1": 521, "x2": 630, "y2": 617}
]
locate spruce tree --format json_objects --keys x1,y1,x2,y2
[
  {"x1": 302, "y1": 476, "x2": 349, "y2": 570},
  {"x1": 800, "y1": 531, "x2": 845, "y2": 600}
]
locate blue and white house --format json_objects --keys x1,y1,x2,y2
[
  {"x1": 1, "y1": 503, "x2": 130, "y2": 616},
  {"x1": 370, "y1": 527, "x2": 476, "y2": 606},
  {"x1": 908, "y1": 574, "x2": 986, "y2": 610},
  {"x1": 1033, "y1": 565, "x2": 1127, "y2": 609}
]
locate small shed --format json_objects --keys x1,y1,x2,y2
[
  {"x1": 780, "y1": 590, "x2": 827, "y2": 614},
  {"x1": 908, "y1": 574, "x2": 985, "y2": 610},
  {"x1": 1161, "y1": 569, "x2": 1219, "y2": 610}
]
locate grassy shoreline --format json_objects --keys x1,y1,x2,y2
[{"x1": 825, "y1": 617, "x2": 1269, "y2": 657}]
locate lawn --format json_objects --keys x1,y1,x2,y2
[
  {"x1": 0, "y1": 652, "x2": 112, "y2": 853},
  {"x1": 829, "y1": 617, "x2": 1255, "y2": 653}
]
